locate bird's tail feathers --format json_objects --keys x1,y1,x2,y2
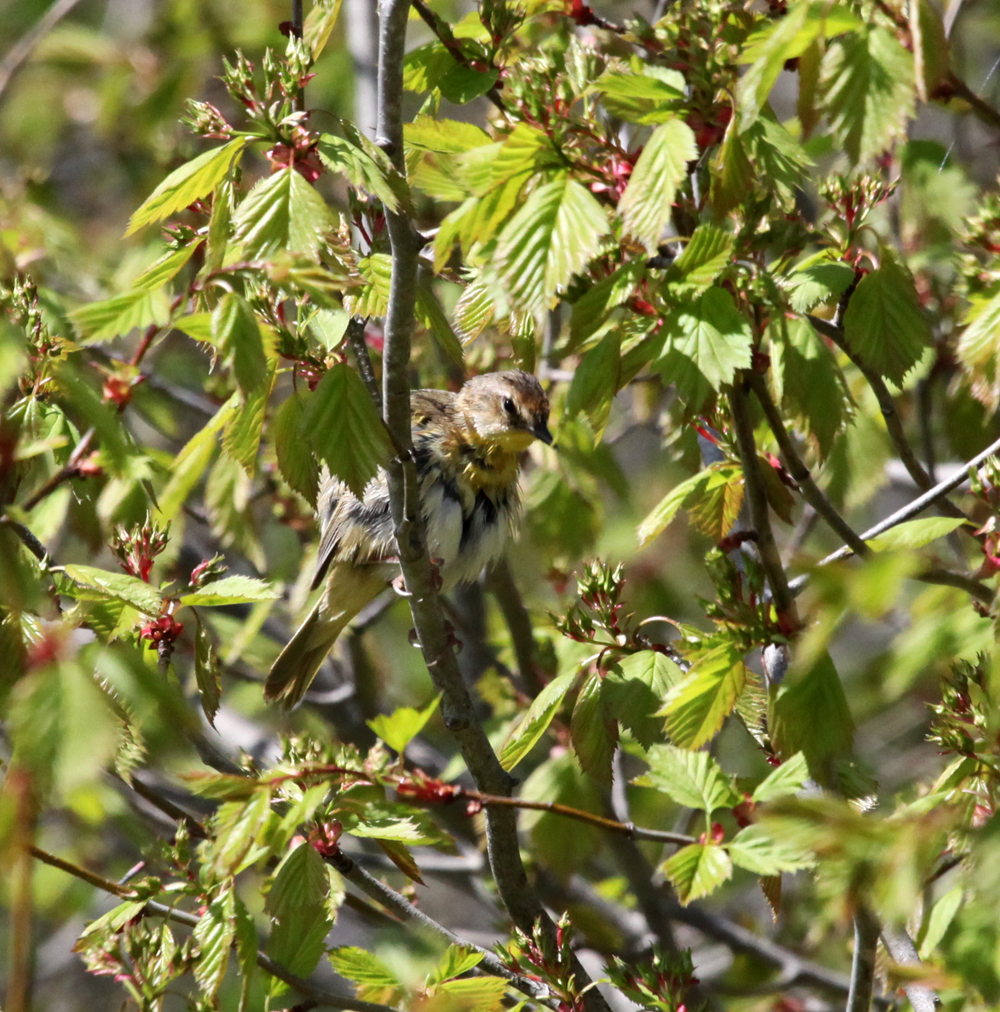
[{"x1": 264, "y1": 564, "x2": 386, "y2": 708}]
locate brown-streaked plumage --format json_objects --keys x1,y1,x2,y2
[{"x1": 264, "y1": 370, "x2": 552, "y2": 708}]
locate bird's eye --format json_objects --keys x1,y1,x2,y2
[{"x1": 502, "y1": 396, "x2": 516, "y2": 415}]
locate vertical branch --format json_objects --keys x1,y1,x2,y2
[
  {"x1": 486, "y1": 560, "x2": 543, "y2": 695},
  {"x1": 7, "y1": 769, "x2": 36, "y2": 1012},
  {"x1": 728, "y1": 378, "x2": 797, "y2": 624},
  {"x1": 373, "y1": 5, "x2": 608, "y2": 1007},
  {"x1": 846, "y1": 905, "x2": 881, "y2": 1012}
]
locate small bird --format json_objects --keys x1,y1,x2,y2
[{"x1": 264, "y1": 369, "x2": 552, "y2": 707}]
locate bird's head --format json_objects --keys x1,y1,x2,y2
[{"x1": 457, "y1": 370, "x2": 553, "y2": 452}]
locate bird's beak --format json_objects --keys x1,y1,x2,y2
[{"x1": 533, "y1": 419, "x2": 554, "y2": 445}]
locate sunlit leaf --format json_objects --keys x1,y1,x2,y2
[
  {"x1": 618, "y1": 118, "x2": 696, "y2": 252},
  {"x1": 663, "y1": 842, "x2": 732, "y2": 904},
  {"x1": 639, "y1": 744, "x2": 740, "y2": 812},
  {"x1": 821, "y1": 25, "x2": 915, "y2": 165},
  {"x1": 303, "y1": 362, "x2": 390, "y2": 498},
  {"x1": 233, "y1": 165, "x2": 334, "y2": 260},
  {"x1": 126, "y1": 137, "x2": 247, "y2": 235},
  {"x1": 660, "y1": 642, "x2": 746, "y2": 749},
  {"x1": 843, "y1": 250, "x2": 931, "y2": 385},
  {"x1": 367, "y1": 695, "x2": 441, "y2": 754},
  {"x1": 496, "y1": 175, "x2": 607, "y2": 318},
  {"x1": 180, "y1": 576, "x2": 280, "y2": 607},
  {"x1": 866, "y1": 517, "x2": 968, "y2": 553},
  {"x1": 500, "y1": 671, "x2": 576, "y2": 771}
]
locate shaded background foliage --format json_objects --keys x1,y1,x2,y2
[{"x1": 5, "y1": 0, "x2": 1000, "y2": 1010}]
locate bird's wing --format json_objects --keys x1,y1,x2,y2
[{"x1": 311, "y1": 391, "x2": 457, "y2": 589}]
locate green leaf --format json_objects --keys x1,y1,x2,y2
[
  {"x1": 783, "y1": 259, "x2": 855, "y2": 313},
  {"x1": 273, "y1": 390, "x2": 320, "y2": 506},
  {"x1": 637, "y1": 463, "x2": 743, "y2": 546},
  {"x1": 347, "y1": 253, "x2": 393, "y2": 319},
  {"x1": 435, "y1": 977, "x2": 508, "y2": 1012},
  {"x1": 727, "y1": 825, "x2": 815, "y2": 875},
  {"x1": 193, "y1": 612, "x2": 221, "y2": 727},
  {"x1": 267, "y1": 843, "x2": 333, "y2": 986},
  {"x1": 710, "y1": 119, "x2": 755, "y2": 218},
  {"x1": 658, "y1": 285, "x2": 753, "y2": 393},
  {"x1": 603, "y1": 650, "x2": 682, "y2": 749},
  {"x1": 771, "y1": 652, "x2": 855, "y2": 784},
  {"x1": 222, "y1": 362, "x2": 274, "y2": 475},
  {"x1": 132, "y1": 241, "x2": 200, "y2": 290},
  {"x1": 156, "y1": 394, "x2": 237, "y2": 523},
  {"x1": 52, "y1": 362, "x2": 130, "y2": 473},
  {"x1": 416, "y1": 283, "x2": 464, "y2": 367},
  {"x1": 233, "y1": 893, "x2": 258, "y2": 1001},
  {"x1": 327, "y1": 947, "x2": 401, "y2": 1002},
  {"x1": 957, "y1": 286, "x2": 1000, "y2": 411},
  {"x1": 367, "y1": 695, "x2": 441, "y2": 754},
  {"x1": 303, "y1": 363, "x2": 391, "y2": 498},
  {"x1": 500, "y1": 671, "x2": 576, "y2": 771},
  {"x1": 665, "y1": 225, "x2": 733, "y2": 290},
  {"x1": 591, "y1": 69, "x2": 685, "y2": 124},
  {"x1": 212, "y1": 293, "x2": 268, "y2": 398},
  {"x1": 821, "y1": 25, "x2": 915, "y2": 165},
  {"x1": 496, "y1": 175, "x2": 607, "y2": 318},
  {"x1": 439, "y1": 64, "x2": 499, "y2": 104},
  {"x1": 866, "y1": 517, "x2": 968, "y2": 553},
  {"x1": 618, "y1": 118, "x2": 696, "y2": 252},
  {"x1": 71, "y1": 287, "x2": 170, "y2": 344},
  {"x1": 568, "y1": 260, "x2": 646, "y2": 351},
  {"x1": 843, "y1": 251, "x2": 931, "y2": 385},
  {"x1": 62, "y1": 564, "x2": 163, "y2": 615},
  {"x1": 736, "y1": 2, "x2": 861, "y2": 131},
  {"x1": 918, "y1": 886, "x2": 963, "y2": 959},
  {"x1": 126, "y1": 137, "x2": 247, "y2": 235},
  {"x1": 752, "y1": 751, "x2": 810, "y2": 803},
  {"x1": 193, "y1": 882, "x2": 235, "y2": 997},
  {"x1": 660, "y1": 642, "x2": 746, "y2": 749},
  {"x1": 564, "y1": 330, "x2": 621, "y2": 441},
  {"x1": 173, "y1": 311, "x2": 214, "y2": 342},
  {"x1": 180, "y1": 576, "x2": 280, "y2": 607},
  {"x1": 769, "y1": 315, "x2": 850, "y2": 460},
  {"x1": 303, "y1": 0, "x2": 343, "y2": 58},
  {"x1": 430, "y1": 946, "x2": 485, "y2": 986},
  {"x1": 662, "y1": 842, "x2": 732, "y2": 904},
  {"x1": 406, "y1": 116, "x2": 492, "y2": 153},
  {"x1": 571, "y1": 671, "x2": 618, "y2": 788},
  {"x1": 318, "y1": 125, "x2": 409, "y2": 212},
  {"x1": 233, "y1": 166, "x2": 334, "y2": 260},
  {"x1": 639, "y1": 744, "x2": 740, "y2": 812}
]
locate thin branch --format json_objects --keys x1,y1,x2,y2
[
  {"x1": 375, "y1": 8, "x2": 607, "y2": 1007},
  {"x1": 0, "y1": 515, "x2": 48, "y2": 562},
  {"x1": 806, "y1": 316, "x2": 969, "y2": 525},
  {"x1": 0, "y1": 0, "x2": 85, "y2": 99},
  {"x1": 749, "y1": 374, "x2": 994, "y2": 606},
  {"x1": 29, "y1": 845, "x2": 136, "y2": 899},
  {"x1": 29, "y1": 845, "x2": 402, "y2": 1012},
  {"x1": 408, "y1": 0, "x2": 506, "y2": 112},
  {"x1": 748, "y1": 373, "x2": 870, "y2": 558},
  {"x1": 787, "y1": 434, "x2": 1000, "y2": 595},
  {"x1": 943, "y1": 70, "x2": 1000, "y2": 134},
  {"x1": 729, "y1": 379, "x2": 798, "y2": 624},
  {"x1": 880, "y1": 927, "x2": 938, "y2": 1012},
  {"x1": 917, "y1": 566, "x2": 994, "y2": 606},
  {"x1": 326, "y1": 850, "x2": 554, "y2": 1004},
  {"x1": 457, "y1": 788, "x2": 696, "y2": 846},
  {"x1": 485, "y1": 560, "x2": 544, "y2": 695},
  {"x1": 846, "y1": 905, "x2": 881, "y2": 1012},
  {"x1": 346, "y1": 315, "x2": 381, "y2": 410},
  {"x1": 20, "y1": 427, "x2": 95, "y2": 511}
]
